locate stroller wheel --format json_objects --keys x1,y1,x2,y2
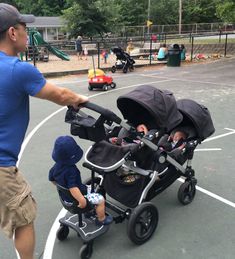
[
  {"x1": 111, "y1": 66, "x2": 116, "y2": 73},
  {"x1": 123, "y1": 66, "x2": 128, "y2": 73},
  {"x1": 56, "y1": 225, "x2": 69, "y2": 241},
  {"x1": 79, "y1": 242, "x2": 93, "y2": 259},
  {"x1": 178, "y1": 181, "x2": 196, "y2": 205},
  {"x1": 110, "y1": 82, "x2": 116, "y2": 89},
  {"x1": 127, "y1": 202, "x2": 158, "y2": 245}
]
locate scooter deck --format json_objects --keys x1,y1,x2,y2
[{"x1": 59, "y1": 212, "x2": 110, "y2": 242}]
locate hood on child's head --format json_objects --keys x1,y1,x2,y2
[{"x1": 52, "y1": 135, "x2": 83, "y2": 165}]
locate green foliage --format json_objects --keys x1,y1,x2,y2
[
  {"x1": 150, "y1": 0, "x2": 179, "y2": 25},
  {"x1": 13, "y1": 0, "x2": 68, "y2": 16},
  {"x1": 117, "y1": 0, "x2": 147, "y2": 26},
  {"x1": 5, "y1": 0, "x2": 234, "y2": 36},
  {"x1": 62, "y1": 1, "x2": 108, "y2": 38},
  {"x1": 216, "y1": 0, "x2": 235, "y2": 23},
  {"x1": 183, "y1": 0, "x2": 219, "y2": 23}
]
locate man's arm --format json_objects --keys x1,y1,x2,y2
[{"x1": 35, "y1": 81, "x2": 88, "y2": 108}]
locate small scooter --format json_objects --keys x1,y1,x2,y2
[{"x1": 88, "y1": 68, "x2": 116, "y2": 91}]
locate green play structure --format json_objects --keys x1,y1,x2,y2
[{"x1": 28, "y1": 28, "x2": 70, "y2": 61}]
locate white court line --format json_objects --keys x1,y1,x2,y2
[
  {"x1": 43, "y1": 208, "x2": 67, "y2": 258},
  {"x1": 203, "y1": 127, "x2": 235, "y2": 143},
  {"x1": 16, "y1": 107, "x2": 65, "y2": 165},
  {"x1": 16, "y1": 80, "x2": 235, "y2": 258},
  {"x1": 195, "y1": 148, "x2": 222, "y2": 152},
  {"x1": 177, "y1": 178, "x2": 235, "y2": 208}
]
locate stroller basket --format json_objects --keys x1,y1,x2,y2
[
  {"x1": 65, "y1": 103, "x2": 122, "y2": 142},
  {"x1": 70, "y1": 115, "x2": 106, "y2": 142}
]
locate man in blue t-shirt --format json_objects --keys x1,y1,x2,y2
[{"x1": 0, "y1": 3, "x2": 88, "y2": 259}]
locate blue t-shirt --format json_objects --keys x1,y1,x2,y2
[
  {"x1": 49, "y1": 163, "x2": 87, "y2": 202},
  {"x1": 0, "y1": 51, "x2": 46, "y2": 166}
]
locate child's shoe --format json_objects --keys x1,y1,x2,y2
[{"x1": 95, "y1": 215, "x2": 113, "y2": 226}]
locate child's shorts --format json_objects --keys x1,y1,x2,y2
[
  {"x1": 0, "y1": 167, "x2": 37, "y2": 238},
  {"x1": 85, "y1": 185, "x2": 104, "y2": 205}
]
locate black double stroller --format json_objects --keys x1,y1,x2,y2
[
  {"x1": 111, "y1": 46, "x2": 135, "y2": 73},
  {"x1": 57, "y1": 85, "x2": 214, "y2": 259}
]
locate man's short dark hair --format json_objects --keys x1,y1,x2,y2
[{"x1": 0, "y1": 30, "x2": 7, "y2": 42}]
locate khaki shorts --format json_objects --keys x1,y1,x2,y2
[{"x1": 0, "y1": 167, "x2": 37, "y2": 238}]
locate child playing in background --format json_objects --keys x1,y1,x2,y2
[
  {"x1": 102, "y1": 50, "x2": 108, "y2": 64},
  {"x1": 49, "y1": 135, "x2": 112, "y2": 226}
]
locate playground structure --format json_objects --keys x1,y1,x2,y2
[{"x1": 27, "y1": 28, "x2": 70, "y2": 62}]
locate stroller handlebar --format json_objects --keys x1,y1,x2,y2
[{"x1": 79, "y1": 102, "x2": 122, "y2": 124}]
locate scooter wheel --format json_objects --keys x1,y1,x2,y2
[
  {"x1": 79, "y1": 242, "x2": 93, "y2": 259},
  {"x1": 110, "y1": 82, "x2": 116, "y2": 89},
  {"x1": 56, "y1": 225, "x2": 69, "y2": 241},
  {"x1": 103, "y1": 85, "x2": 108, "y2": 91}
]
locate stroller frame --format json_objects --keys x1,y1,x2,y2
[
  {"x1": 111, "y1": 46, "x2": 135, "y2": 73},
  {"x1": 65, "y1": 101, "x2": 199, "y2": 246}
]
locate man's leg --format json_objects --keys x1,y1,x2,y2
[{"x1": 14, "y1": 223, "x2": 35, "y2": 259}]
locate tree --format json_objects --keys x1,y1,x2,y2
[
  {"x1": 183, "y1": 0, "x2": 219, "y2": 24},
  {"x1": 62, "y1": 0, "x2": 108, "y2": 39},
  {"x1": 150, "y1": 0, "x2": 179, "y2": 25},
  {"x1": 12, "y1": 0, "x2": 68, "y2": 16},
  {"x1": 117, "y1": 0, "x2": 147, "y2": 26},
  {"x1": 216, "y1": 0, "x2": 235, "y2": 23}
]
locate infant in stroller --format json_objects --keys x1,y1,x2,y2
[
  {"x1": 65, "y1": 85, "x2": 215, "y2": 247},
  {"x1": 111, "y1": 46, "x2": 135, "y2": 73}
]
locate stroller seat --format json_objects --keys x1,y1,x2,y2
[
  {"x1": 157, "y1": 125, "x2": 198, "y2": 163},
  {"x1": 56, "y1": 184, "x2": 93, "y2": 215},
  {"x1": 84, "y1": 140, "x2": 140, "y2": 173}
]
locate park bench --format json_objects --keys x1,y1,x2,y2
[
  {"x1": 140, "y1": 42, "x2": 161, "y2": 53},
  {"x1": 82, "y1": 43, "x2": 97, "y2": 54}
]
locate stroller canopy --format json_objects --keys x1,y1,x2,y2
[
  {"x1": 111, "y1": 46, "x2": 124, "y2": 54},
  {"x1": 177, "y1": 99, "x2": 215, "y2": 141},
  {"x1": 117, "y1": 85, "x2": 183, "y2": 131}
]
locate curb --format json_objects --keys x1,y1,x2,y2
[{"x1": 42, "y1": 62, "x2": 167, "y2": 78}]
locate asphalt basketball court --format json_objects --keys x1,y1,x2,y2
[{"x1": 0, "y1": 57, "x2": 235, "y2": 259}]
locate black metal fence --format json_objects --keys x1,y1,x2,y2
[{"x1": 28, "y1": 32, "x2": 235, "y2": 68}]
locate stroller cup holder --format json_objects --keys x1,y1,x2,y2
[{"x1": 55, "y1": 184, "x2": 110, "y2": 259}]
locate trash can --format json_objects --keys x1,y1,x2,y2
[{"x1": 167, "y1": 44, "x2": 181, "y2": 67}]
